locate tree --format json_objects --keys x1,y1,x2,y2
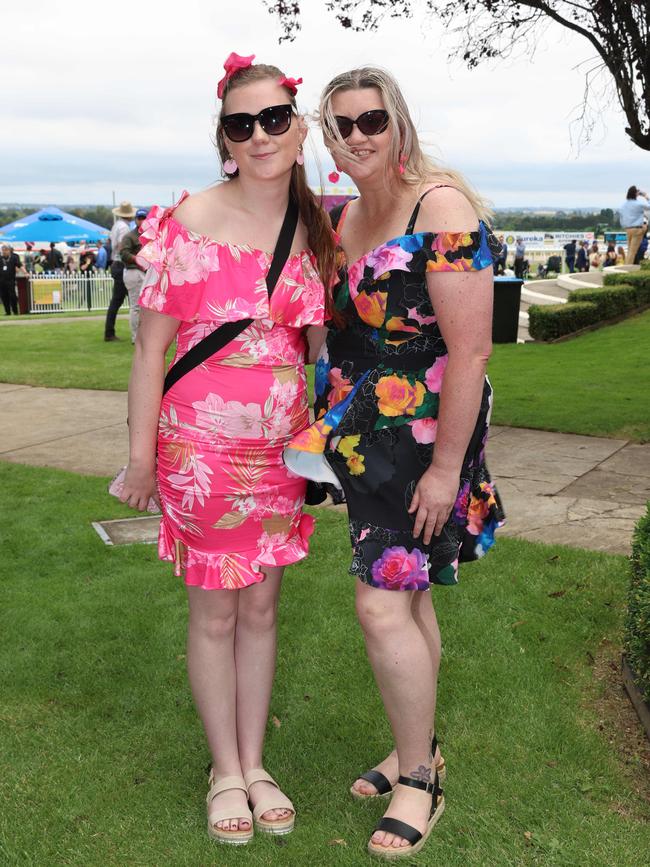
[
  {"x1": 264, "y1": 1, "x2": 649, "y2": 151},
  {"x1": 68, "y1": 206, "x2": 113, "y2": 230}
]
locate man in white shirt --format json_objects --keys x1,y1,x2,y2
[
  {"x1": 104, "y1": 200, "x2": 136, "y2": 341},
  {"x1": 120, "y1": 208, "x2": 149, "y2": 344},
  {"x1": 619, "y1": 186, "x2": 649, "y2": 265}
]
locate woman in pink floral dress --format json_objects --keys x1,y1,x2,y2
[{"x1": 120, "y1": 54, "x2": 335, "y2": 844}]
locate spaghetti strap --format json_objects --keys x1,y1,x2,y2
[{"x1": 405, "y1": 184, "x2": 452, "y2": 235}]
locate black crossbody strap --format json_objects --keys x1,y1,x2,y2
[{"x1": 162, "y1": 197, "x2": 299, "y2": 396}]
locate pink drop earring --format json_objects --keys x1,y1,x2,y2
[
  {"x1": 223, "y1": 155, "x2": 238, "y2": 174},
  {"x1": 328, "y1": 164, "x2": 342, "y2": 184},
  {"x1": 296, "y1": 144, "x2": 305, "y2": 166},
  {"x1": 398, "y1": 151, "x2": 407, "y2": 175}
]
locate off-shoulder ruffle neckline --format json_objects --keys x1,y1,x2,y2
[
  {"x1": 343, "y1": 225, "x2": 486, "y2": 272},
  {"x1": 334, "y1": 196, "x2": 486, "y2": 271},
  {"x1": 165, "y1": 190, "x2": 312, "y2": 261}
]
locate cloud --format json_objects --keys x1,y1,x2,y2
[{"x1": 1, "y1": 0, "x2": 640, "y2": 208}]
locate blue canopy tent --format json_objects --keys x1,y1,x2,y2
[{"x1": 0, "y1": 207, "x2": 109, "y2": 243}]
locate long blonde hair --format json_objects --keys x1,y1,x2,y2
[
  {"x1": 319, "y1": 66, "x2": 493, "y2": 224},
  {"x1": 217, "y1": 63, "x2": 337, "y2": 307}
]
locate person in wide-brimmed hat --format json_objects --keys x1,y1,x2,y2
[
  {"x1": 111, "y1": 200, "x2": 137, "y2": 219},
  {"x1": 104, "y1": 201, "x2": 137, "y2": 340}
]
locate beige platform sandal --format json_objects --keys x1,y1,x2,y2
[
  {"x1": 206, "y1": 772, "x2": 254, "y2": 845},
  {"x1": 244, "y1": 768, "x2": 295, "y2": 835}
]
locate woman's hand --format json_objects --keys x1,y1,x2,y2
[
  {"x1": 408, "y1": 464, "x2": 460, "y2": 545},
  {"x1": 305, "y1": 325, "x2": 328, "y2": 364},
  {"x1": 120, "y1": 459, "x2": 159, "y2": 512}
]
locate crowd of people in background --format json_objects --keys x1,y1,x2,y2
[
  {"x1": 21, "y1": 238, "x2": 111, "y2": 274},
  {"x1": 491, "y1": 184, "x2": 648, "y2": 278},
  {"x1": 3, "y1": 183, "x2": 648, "y2": 319},
  {"x1": 1, "y1": 201, "x2": 150, "y2": 328}
]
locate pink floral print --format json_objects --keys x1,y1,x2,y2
[{"x1": 138, "y1": 192, "x2": 325, "y2": 590}]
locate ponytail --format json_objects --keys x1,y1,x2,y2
[{"x1": 290, "y1": 167, "x2": 337, "y2": 318}]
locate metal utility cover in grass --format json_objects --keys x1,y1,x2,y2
[{"x1": 92, "y1": 516, "x2": 160, "y2": 546}]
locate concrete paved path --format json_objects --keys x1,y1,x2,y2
[{"x1": 1, "y1": 383, "x2": 647, "y2": 555}]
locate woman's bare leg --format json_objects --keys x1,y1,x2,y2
[
  {"x1": 352, "y1": 588, "x2": 442, "y2": 797},
  {"x1": 186, "y1": 585, "x2": 249, "y2": 833},
  {"x1": 235, "y1": 566, "x2": 291, "y2": 822},
  {"x1": 356, "y1": 582, "x2": 437, "y2": 850}
]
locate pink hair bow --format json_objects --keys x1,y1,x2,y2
[
  {"x1": 217, "y1": 52, "x2": 256, "y2": 99},
  {"x1": 278, "y1": 75, "x2": 303, "y2": 95}
]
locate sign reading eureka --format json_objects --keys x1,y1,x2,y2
[{"x1": 501, "y1": 231, "x2": 596, "y2": 248}]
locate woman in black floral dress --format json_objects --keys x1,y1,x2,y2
[{"x1": 286, "y1": 67, "x2": 505, "y2": 859}]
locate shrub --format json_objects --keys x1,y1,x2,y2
[
  {"x1": 625, "y1": 503, "x2": 650, "y2": 703},
  {"x1": 568, "y1": 284, "x2": 639, "y2": 319},
  {"x1": 603, "y1": 271, "x2": 650, "y2": 305},
  {"x1": 530, "y1": 272, "x2": 650, "y2": 341},
  {"x1": 528, "y1": 301, "x2": 599, "y2": 341}
]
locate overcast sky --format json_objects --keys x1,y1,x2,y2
[{"x1": 1, "y1": 0, "x2": 645, "y2": 209}]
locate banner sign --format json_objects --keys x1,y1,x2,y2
[{"x1": 500, "y1": 231, "x2": 595, "y2": 248}]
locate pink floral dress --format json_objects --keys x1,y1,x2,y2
[{"x1": 136, "y1": 192, "x2": 325, "y2": 590}]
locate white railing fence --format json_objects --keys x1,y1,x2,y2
[{"x1": 28, "y1": 272, "x2": 119, "y2": 313}]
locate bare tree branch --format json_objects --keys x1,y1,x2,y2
[{"x1": 264, "y1": 0, "x2": 650, "y2": 151}]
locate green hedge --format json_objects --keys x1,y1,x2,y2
[
  {"x1": 603, "y1": 271, "x2": 650, "y2": 303},
  {"x1": 530, "y1": 270, "x2": 650, "y2": 341},
  {"x1": 528, "y1": 301, "x2": 599, "y2": 341},
  {"x1": 568, "y1": 284, "x2": 641, "y2": 319},
  {"x1": 625, "y1": 503, "x2": 650, "y2": 703}
]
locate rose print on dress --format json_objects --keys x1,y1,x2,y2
[
  {"x1": 375, "y1": 374, "x2": 426, "y2": 417},
  {"x1": 366, "y1": 243, "x2": 413, "y2": 280},
  {"x1": 424, "y1": 355, "x2": 448, "y2": 393},
  {"x1": 354, "y1": 290, "x2": 387, "y2": 327},
  {"x1": 371, "y1": 546, "x2": 430, "y2": 591},
  {"x1": 410, "y1": 417, "x2": 438, "y2": 444}
]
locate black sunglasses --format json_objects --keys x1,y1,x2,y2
[
  {"x1": 334, "y1": 109, "x2": 390, "y2": 139},
  {"x1": 221, "y1": 104, "x2": 294, "y2": 143}
]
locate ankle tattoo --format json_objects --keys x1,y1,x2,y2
[{"x1": 409, "y1": 764, "x2": 432, "y2": 783}]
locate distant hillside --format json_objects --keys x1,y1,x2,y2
[
  {"x1": 0, "y1": 204, "x2": 622, "y2": 234},
  {"x1": 493, "y1": 208, "x2": 619, "y2": 232}
]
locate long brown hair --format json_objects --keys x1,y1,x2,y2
[{"x1": 217, "y1": 63, "x2": 337, "y2": 310}]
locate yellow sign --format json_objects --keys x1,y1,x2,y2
[{"x1": 31, "y1": 279, "x2": 62, "y2": 307}]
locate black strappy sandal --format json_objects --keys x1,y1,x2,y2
[
  {"x1": 367, "y1": 772, "x2": 445, "y2": 860},
  {"x1": 350, "y1": 735, "x2": 446, "y2": 800}
]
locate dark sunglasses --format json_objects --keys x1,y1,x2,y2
[
  {"x1": 334, "y1": 109, "x2": 390, "y2": 139},
  {"x1": 221, "y1": 104, "x2": 294, "y2": 142}
]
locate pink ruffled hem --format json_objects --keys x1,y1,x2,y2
[{"x1": 157, "y1": 514, "x2": 315, "y2": 591}]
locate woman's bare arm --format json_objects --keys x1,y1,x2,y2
[
  {"x1": 408, "y1": 188, "x2": 493, "y2": 543},
  {"x1": 121, "y1": 308, "x2": 180, "y2": 511},
  {"x1": 305, "y1": 325, "x2": 328, "y2": 364}
]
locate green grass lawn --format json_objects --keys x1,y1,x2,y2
[
  {"x1": 5, "y1": 311, "x2": 119, "y2": 320},
  {"x1": 1, "y1": 311, "x2": 649, "y2": 440},
  {"x1": 0, "y1": 319, "x2": 170, "y2": 391},
  {"x1": 487, "y1": 311, "x2": 650, "y2": 442},
  {"x1": 1, "y1": 462, "x2": 648, "y2": 866}
]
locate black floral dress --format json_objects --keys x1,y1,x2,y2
[{"x1": 287, "y1": 192, "x2": 505, "y2": 591}]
